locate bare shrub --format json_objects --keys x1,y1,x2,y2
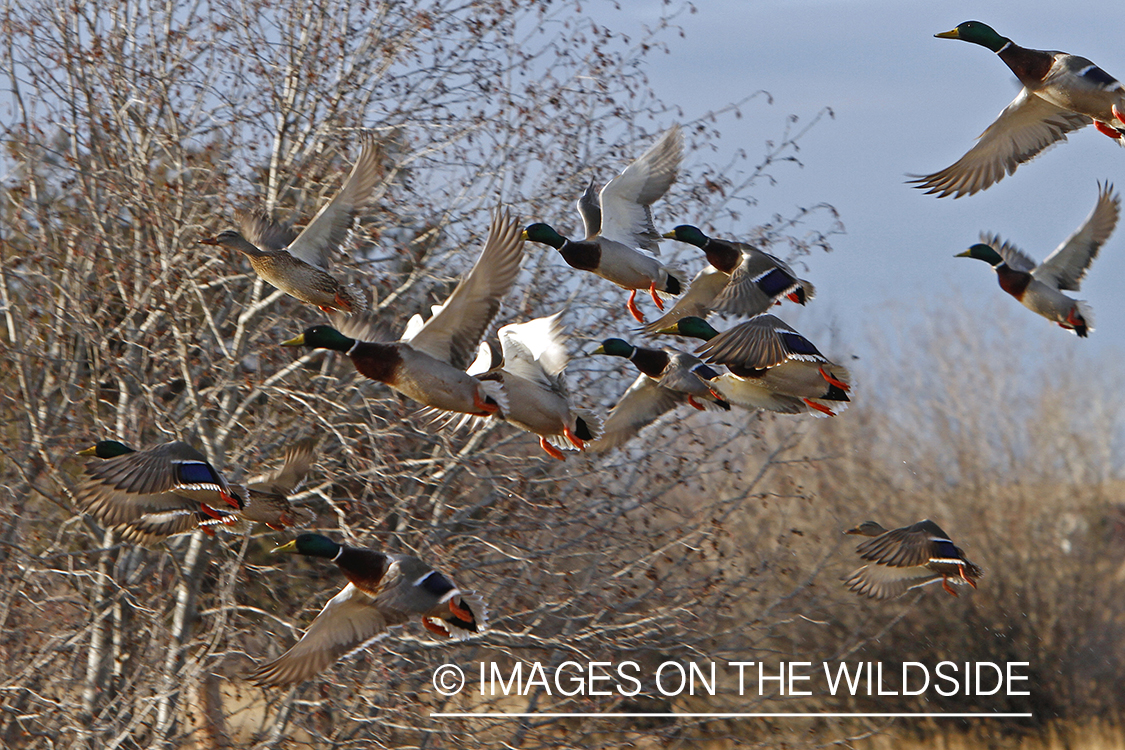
[{"x1": 0, "y1": 0, "x2": 848, "y2": 748}]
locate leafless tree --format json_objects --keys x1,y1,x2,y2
[{"x1": 0, "y1": 0, "x2": 870, "y2": 748}]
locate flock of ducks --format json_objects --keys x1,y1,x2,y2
[
  {"x1": 69, "y1": 20, "x2": 1125, "y2": 687},
  {"x1": 917, "y1": 21, "x2": 1122, "y2": 338}
]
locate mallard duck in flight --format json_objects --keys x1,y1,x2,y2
[
  {"x1": 911, "y1": 22, "x2": 1125, "y2": 198},
  {"x1": 523, "y1": 126, "x2": 686, "y2": 323}
]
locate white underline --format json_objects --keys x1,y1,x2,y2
[{"x1": 430, "y1": 712, "x2": 1033, "y2": 719}]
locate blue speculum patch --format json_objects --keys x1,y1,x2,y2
[
  {"x1": 1081, "y1": 65, "x2": 1118, "y2": 87},
  {"x1": 757, "y1": 268, "x2": 796, "y2": 297},
  {"x1": 781, "y1": 332, "x2": 821, "y2": 357},
  {"x1": 177, "y1": 462, "x2": 220, "y2": 485},
  {"x1": 418, "y1": 570, "x2": 456, "y2": 597}
]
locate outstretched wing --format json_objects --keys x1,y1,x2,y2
[
  {"x1": 854, "y1": 520, "x2": 955, "y2": 567},
  {"x1": 497, "y1": 312, "x2": 569, "y2": 388},
  {"x1": 909, "y1": 90, "x2": 1089, "y2": 198},
  {"x1": 714, "y1": 245, "x2": 809, "y2": 316},
  {"x1": 589, "y1": 375, "x2": 683, "y2": 451},
  {"x1": 576, "y1": 178, "x2": 602, "y2": 239},
  {"x1": 405, "y1": 208, "x2": 525, "y2": 370},
  {"x1": 843, "y1": 564, "x2": 940, "y2": 600},
  {"x1": 640, "y1": 266, "x2": 728, "y2": 334},
  {"x1": 696, "y1": 315, "x2": 826, "y2": 370},
  {"x1": 248, "y1": 583, "x2": 399, "y2": 687},
  {"x1": 978, "y1": 232, "x2": 1038, "y2": 273},
  {"x1": 237, "y1": 209, "x2": 300, "y2": 251},
  {"x1": 286, "y1": 132, "x2": 382, "y2": 270},
  {"x1": 598, "y1": 125, "x2": 682, "y2": 253},
  {"x1": 1034, "y1": 182, "x2": 1120, "y2": 290}
]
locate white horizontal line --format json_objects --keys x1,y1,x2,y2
[{"x1": 430, "y1": 712, "x2": 1033, "y2": 719}]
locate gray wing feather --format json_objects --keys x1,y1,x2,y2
[
  {"x1": 589, "y1": 375, "x2": 683, "y2": 451},
  {"x1": 979, "y1": 232, "x2": 1038, "y2": 273},
  {"x1": 1034, "y1": 182, "x2": 1120, "y2": 290},
  {"x1": 576, "y1": 178, "x2": 602, "y2": 239},
  {"x1": 248, "y1": 583, "x2": 394, "y2": 687},
  {"x1": 696, "y1": 315, "x2": 820, "y2": 369},
  {"x1": 286, "y1": 132, "x2": 382, "y2": 270},
  {"x1": 909, "y1": 91, "x2": 1089, "y2": 198},
  {"x1": 713, "y1": 247, "x2": 804, "y2": 316},
  {"x1": 237, "y1": 209, "x2": 300, "y2": 251},
  {"x1": 597, "y1": 125, "x2": 682, "y2": 253},
  {"x1": 406, "y1": 208, "x2": 525, "y2": 370}
]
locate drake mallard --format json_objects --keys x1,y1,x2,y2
[
  {"x1": 645, "y1": 225, "x2": 815, "y2": 333},
  {"x1": 281, "y1": 208, "x2": 524, "y2": 418},
  {"x1": 522, "y1": 126, "x2": 685, "y2": 323},
  {"x1": 956, "y1": 182, "x2": 1119, "y2": 337},
  {"x1": 248, "y1": 534, "x2": 487, "y2": 687},
  {"x1": 201, "y1": 132, "x2": 380, "y2": 313},
  {"x1": 657, "y1": 316, "x2": 851, "y2": 416},
  {"x1": 588, "y1": 338, "x2": 730, "y2": 451},
  {"x1": 911, "y1": 22, "x2": 1125, "y2": 198},
  {"x1": 74, "y1": 439, "x2": 241, "y2": 544},
  {"x1": 75, "y1": 439, "x2": 318, "y2": 544},
  {"x1": 844, "y1": 520, "x2": 983, "y2": 600},
  {"x1": 466, "y1": 312, "x2": 603, "y2": 460}
]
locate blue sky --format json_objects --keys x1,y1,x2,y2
[{"x1": 593, "y1": 0, "x2": 1125, "y2": 365}]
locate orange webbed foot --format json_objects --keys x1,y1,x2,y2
[
  {"x1": 472, "y1": 391, "x2": 500, "y2": 416},
  {"x1": 564, "y1": 426, "x2": 585, "y2": 451},
  {"x1": 649, "y1": 282, "x2": 665, "y2": 311},
  {"x1": 333, "y1": 291, "x2": 354, "y2": 313},
  {"x1": 449, "y1": 597, "x2": 474, "y2": 622},
  {"x1": 941, "y1": 577, "x2": 959, "y2": 597},
  {"x1": 1094, "y1": 119, "x2": 1125, "y2": 140},
  {"x1": 627, "y1": 289, "x2": 644, "y2": 323},
  {"x1": 422, "y1": 618, "x2": 452, "y2": 638},
  {"x1": 686, "y1": 395, "x2": 706, "y2": 411},
  {"x1": 802, "y1": 398, "x2": 835, "y2": 416},
  {"x1": 539, "y1": 437, "x2": 566, "y2": 460},
  {"x1": 200, "y1": 503, "x2": 228, "y2": 519},
  {"x1": 961, "y1": 566, "x2": 977, "y2": 589},
  {"x1": 818, "y1": 366, "x2": 850, "y2": 391}
]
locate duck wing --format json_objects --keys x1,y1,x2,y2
[
  {"x1": 249, "y1": 437, "x2": 319, "y2": 495},
  {"x1": 696, "y1": 315, "x2": 826, "y2": 370},
  {"x1": 497, "y1": 312, "x2": 569, "y2": 390},
  {"x1": 640, "y1": 266, "x2": 728, "y2": 334},
  {"x1": 598, "y1": 125, "x2": 682, "y2": 253},
  {"x1": 237, "y1": 209, "x2": 300, "y2": 251},
  {"x1": 590, "y1": 375, "x2": 683, "y2": 451},
  {"x1": 248, "y1": 583, "x2": 401, "y2": 687},
  {"x1": 854, "y1": 519, "x2": 957, "y2": 568},
  {"x1": 1034, "y1": 182, "x2": 1120, "y2": 290},
  {"x1": 978, "y1": 232, "x2": 1038, "y2": 273},
  {"x1": 284, "y1": 132, "x2": 381, "y2": 270},
  {"x1": 75, "y1": 441, "x2": 232, "y2": 526},
  {"x1": 405, "y1": 208, "x2": 525, "y2": 370},
  {"x1": 714, "y1": 246, "x2": 810, "y2": 316},
  {"x1": 909, "y1": 90, "x2": 1089, "y2": 198},
  {"x1": 843, "y1": 563, "x2": 940, "y2": 600},
  {"x1": 576, "y1": 178, "x2": 602, "y2": 239}
]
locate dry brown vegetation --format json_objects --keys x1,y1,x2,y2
[{"x1": 2, "y1": 0, "x2": 1123, "y2": 748}]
